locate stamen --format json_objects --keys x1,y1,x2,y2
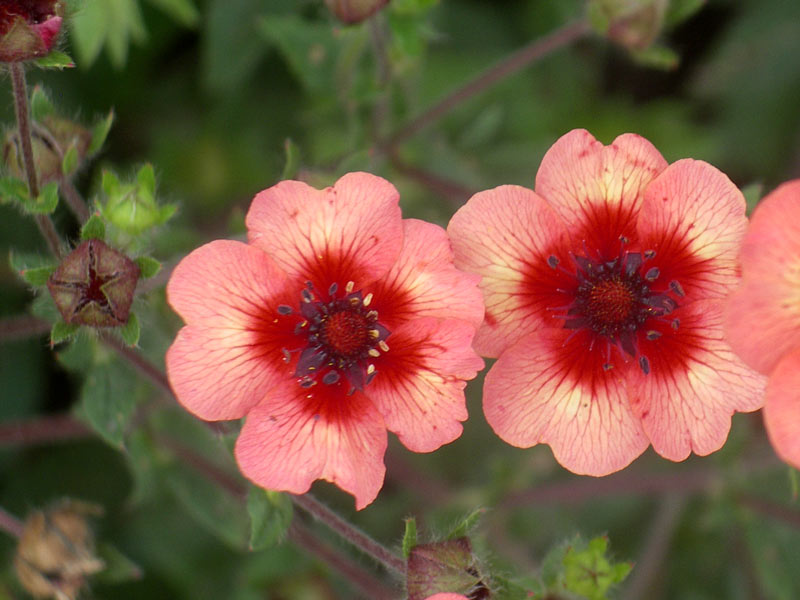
[
  {"x1": 328, "y1": 282, "x2": 338, "y2": 296},
  {"x1": 644, "y1": 249, "x2": 656, "y2": 259},
  {"x1": 369, "y1": 329, "x2": 380, "y2": 338},
  {"x1": 603, "y1": 363, "x2": 614, "y2": 371},
  {"x1": 368, "y1": 348, "x2": 380, "y2": 357},
  {"x1": 669, "y1": 280, "x2": 685, "y2": 298},
  {"x1": 547, "y1": 255, "x2": 560, "y2": 269},
  {"x1": 671, "y1": 318, "x2": 680, "y2": 330},
  {"x1": 366, "y1": 364, "x2": 375, "y2": 374},
  {"x1": 639, "y1": 355, "x2": 650, "y2": 375},
  {"x1": 349, "y1": 296, "x2": 361, "y2": 306},
  {"x1": 645, "y1": 267, "x2": 660, "y2": 281},
  {"x1": 363, "y1": 293, "x2": 373, "y2": 307},
  {"x1": 646, "y1": 330, "x2": 662, "y2": 340},
  {"x1": 281, "y1": 348, "x2": 291, "y2": 363},
  {"x1": 345, "y1": 281, "x2": 354, "y2": 293},
  {"x1": 277, "y1": 305, "x2": 293, "y2": 315},
  {"x1": 619, "y1": 235, "x2": 629, "y2": 244},
  {"x1": 378, "y1": 340, "x2": 390, "y2": 352},
  {"x1": 367, "y1": 310, "x2": 378, "y2": 319},
  {"x1": 301, "y1": 288, "x2": 313, "y2": 302},
  {"x1": 299, "y1": 378, "x2": 315, "y2": 388},
  {"x1": 322, "y1": 371, "x2": 340, "y2": 385}
]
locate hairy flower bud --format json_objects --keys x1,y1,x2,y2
[
  {"x1": 407, "y1": 538, "x2": 490, "y2": 600},
  {"x1": 325, "y1": 0, "x2": 390, "y2": 24},
  {"x1": 47, "y1": 239, "x2": 140, "y2": 327},
  {"x1": 588, "y1": 0, "x2": 667, "y2": 51},
  {"x1": 0, "y1": 1, "x2": 63, "y2": 62},
  {"x1": 4, "y1": 117, "x2": 91, "y2": 183},
  {"x1": 14, "y1": 500, "x2": 104, "y2": 600}
]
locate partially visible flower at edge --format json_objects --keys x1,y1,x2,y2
[
  {"x1": 0, "y1": 1, "x2": 63, "y2": 63},
  {"x1": 725, "y1": 179, "x2": 800, "y2": 470},
  {"x1": 424, "y1": 594, "x2": 470, "y2": 600},
  {"x1": 448, "y1": 128, "x2": 766, "y2": 476},
  {"x1": 166, "y1": 172, "x2": 484, "y2": 509}
]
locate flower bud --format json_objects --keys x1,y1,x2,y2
[
  {"x1": 325, "y1": 0, "x2": 390, "y2": 24},
  {"x1": 588, "y1": 0, "x2": 667, "y2": 51},
  {"x1": 14, "y1": 500, "x2": 104, "y2": 600},
  {"x1": 47, "y1": 239, "x2": 140, "y2": 327},
  {"x1": 407, "y1": 537, "x2": 490, "y2": 600},
  {"x1": 0, "y1": 1, "x2": 64, "y2": 62},
  {"x1": 99, "y1": 166, "x2": 176, "y2": 235},
  {"x1": 3, "y1": 117, "x2": 91, "y2": 183}
]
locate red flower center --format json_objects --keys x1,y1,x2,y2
[
  {"x1": 285, "y1": 281, "x2": 390, "y2": 392},
  {"x1": 549, "y1": 241, "x2": 683, "y2": 374},
  {"x1": 0, "y1": 1, "x2": 56, "y2": 33}
]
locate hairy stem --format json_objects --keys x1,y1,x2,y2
[
  {"x1": 0, "y1": 415, "x2": 90, "y2": 447},
  {"x1": 0, "y1": 315, "x2": 51, "y2": 341},
  {"x1": 99, "y1": 332, "x2": 173, "y2": 398},
  {"x1": 291, "y1": 493, "x2": 406, "y2": 575},
  {"x1": 9, "y1": 62, "x2": 62, "y2": 258},
  {"x1": 381, "y1": 19, "x2": 590, "y2": 151},
  {"x1": 59, "y1": 178, "x2": 91, "y2": 222}
]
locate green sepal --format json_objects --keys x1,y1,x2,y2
[
  {"x1": 23, "y1": 181, "x2": 59, "y2": 214},
  {"x1": 630, "y1": 44, "x2": 680, "y2": 70},
  {"x1": 137, "y1": 163, "x2": 156, "y2": 197},
  {"x1": 0, "y1": 176, "x2": 30, "y2": 205},
  {"x1": 89, "y1": 110, "x2": 115, "y2": 155},
  {"x1": 135, "y1": 256, "x2": 162, "y2": 279},
  {"x1": 247, "y1": 487, "x2": 293, "y2": 551},
  {"x1": 402, "y1": 517, "x2": 417, "y2": 558},
  {"x1": 20, "y1": 265, "x2": 55, "y2": 286},
  {"x1": 61, "y1": 143, "x2": 79, "y2": 176},
  {"x1": 80, "y1": 214, "x2": 106, "y2": 240},
  {"x1": 30, "y1": 86, "x2": 56, "y2": 121},
  {"x1": 665, "y1": 0, "x2": 706, "y2": 28},
  {"x1": 120, "y1": 313, "x2": 141, "y2": 347},
  {"x1": 95, "y1": 543, "x2": 142, "y2": 584},
  {"x1": 447, "y1": 508, "x2": 486, "y2": 540},
  {"x1": 9, "y1": 250, "x2": 55, "y2": 285},
  {"x1": 101, "y1": 169, "x2": 121, "y2": 196},
  {"x1": 51, "y1": 321, "x2": 80, "y2": 346},
  {"x1": 33, "y1": 51, "x2": 76, "y2": 69}
]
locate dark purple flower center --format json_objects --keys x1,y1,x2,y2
[
  {"x1": 548, "y1": 240, "x2": 683, "y2": 374},
  {"x1": 284, "y1": 281, "x2": 390, "y2": 392},
  {"x1": 0, "y1": 1, "x2": 57, "y2": 33}
]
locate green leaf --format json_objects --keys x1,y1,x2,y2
[
  {"x1": 135, "y1": 256, "x2": 162, "y2": 279},
  {"x1": 790, "y1": 467, "x2": 799, "y2": 501},
  {"x1": 281, "y1": 138, "x2": 301, "y2": 180},
  {"x1": 76, "y1": 360, "x2": 139, "y2": 448},
  {"x1": 9, "y1": 249, "x2": 54, "y2": 274},
  {"x1": 560, "y1": 536, "x2": 632, "y2": 600},
  {"x1": 247, "y1": 487, "x2": 292, "y2": 551},
  {"x1": 70, "y1": 0, "x2": 147, "y2": 69},
  {"x1": 145, "y1": 0, "x2": 200, "y2": 27},
  {"x1": 0, "y1": 176, "x2": 30, "y2": 205},
  {"x1": 447, "y1": 508, "x2": 487, "y2": 540},
  {"x1": 158, "y1": 203, "x2": 178, "y2": 224},
  {"x1": 31, "y1": 291, "x2": 62, "y2": 323},
  {"x1": 664, "y1": 0, "x2": 705, "y2": 28},
  {"x1": 120, "y1": 313, "x2": 140, "y2": 347},
  {"x1": 136, "y1": 163, "x2": 156, "y2": 197},
  {"x1": 164, "y1": 462, "x2": 249, "y2": 549},
  {"x1": 61, "y1": 144, "x2": 79, "y2": 176},
  {"x1": 23, "y1": 181, "x2": 59, "y2": 214},
  {"x1": 30, "y1": 86, "x2": 56, "y2": 121},
  {"x1": 51, "y1": 321, "x2": 80, "y2": 346},
  {"x1": 89, "y1": 110, "x2": 115, "y2": 155},
  {"x1": 95, "y1": 543, "x2": 142, "y2": 584},
  {"x1": 81, "y1": 215, "x2": 106, "y2": 240},
  {"x1": 20, "y1": 266, "x2": 55, "y2": 286},
  {"x1": 630, "y1": 44, "x2": 680, "y2": 70},
  {"x1": 33, "y1": 51, "x2": 76, "y2": 69},
  {"x1": 741, "y1": 182, "x2": 763, "y2": 216},
  {"x1": 402, "y1": 517, "x2": 417, "y2": 558}
]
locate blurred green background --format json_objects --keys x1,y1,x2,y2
[{"x1": 2, "y1": 0, "x2": 800, "y2": 598}]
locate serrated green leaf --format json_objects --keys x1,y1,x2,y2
[
  {"x1": 281, "y1": 138, "x2": 301, "y2": 180},
  {"x1": 95, "y1": 543, "x2": 142, "y2": 584},
  {"x1": 51, "y1": 321, "x2": 80, "y2": 346},
  {"x1": 447, "y1": 508, "x2": 486, "y2": 540},
  {"x1": 33, "y1": 51, "x2": 76, "y2": 69},
  {"x1": 402, "y1": 517, "x2": 417, "y2": 558},
  {"x1": 21, "y1": 266, "x2": 56, "y2": 286},
  {"x1": 146, "y1": 0, "x2": 200, "y2": 27},
  {"x1": 76, "y1": 360, "x2": 139, "y2": 447},
  {"x1": 30, "y1": 86, "x2": 56, "y2": 121},
  {"x1": 247, "y1": 487, "x2": 292, "y2": 551},
  {"x1": 0, "y1": 176, "x2": 30, "y2": 204},
  {"x1": 81, "y1": 215, "x2": 106, "y2": 240},
  {"x1": 560, "y1": 536, "x2": 631, "y2": 600},
  {"x1": 61, "y1": 144, "x2": 79, "y2": 176},
  {"x1": 136, "y1": 163, "x2": 156, "y2": 197},
  {"x1": 9, "y1": 250, "x2": 53, "y2": 273},
  {"x1": 70, "y1": 0, "x2": 147, "y2": 69},
  {"x1": 101, "y1": 170, "x2": 121, "y2": 197},
  {"x1": 89, "y1": 111, "x2": 115, "y2": 155},
  {"x1": 135, "y1": 256, "x2": 162, "y2": 278},
  {"x1": 164, "y1": 462, "x2": 249, "y2": 549},
  {"x1": 665, "y1": 0, "x2": 705, "y2": 28},
  {"x1": 120, "y1": 313, "x2": 140, "y2": 346},
  {"x1": 23, "y1": 181, "x2": 59, "y2": 214}
]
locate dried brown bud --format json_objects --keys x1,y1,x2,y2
[
  {"x1": 407, "y1": 537, "x2": 490, "y2": 600},
  {"x1": 14, "y1": 500, "x2": 104, "y2": 600},
  {"x1": 0, "y1": 1, "x2": 63, "y2": 63},
  {"x1": 4, "y1": 117, "x2": 91, "y2": 184},
  {"x1": 325, "y1": 0, "x2": 390, "y2": 24},
  {"x1": 47, "y1": 239, "x2": 140, "y2": 327}
]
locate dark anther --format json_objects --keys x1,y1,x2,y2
[
  {"x1": 671, "y1": 318, "x2": 680, "y2": 330},
  {"x1": 619, "y1": 235, "x2": 629, "y2": 244},
  {"x1": 603, "y1": 363, "x2": 614, "y2": 371},
  {"x1": 644, "y1": 249, "x2": 656, "y2": 260},
  {"x1": 301, "y1": 288, "x2": 313, "y2": 303},
  {"x1": 645, "y1": 267, "x2": 660, "y2": 281},
  {"x1": 322, "y1": 370, "x2": 340, "y2": 385},
  {"x1": 277, "y1": 305, "x2": 293, "y2": 315},
  {"x1": 299, "y1": 378, "x2": 315, "y2": 388},
  {"x1": 639, "y1": 355, "x2": 651, "y2": 375},
  {"x1": 646, "y1": 330, "x2": 662, "y2": 340},
  {"x1": 547, "y1": 255, "x2": 559, "y2": 269},
  {"x1": 328, "y1": 282, "x2": 338, "y2": 296},
  {"x1": 669, "y1": 280, "x2": 685, "y2": 298}
]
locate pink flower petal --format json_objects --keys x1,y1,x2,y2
[
  {"x1": 535, "y1": 129, "x2": 667, "y2": 257},
  {"x1": 629, "y1": 300, "x2": 766, "y2": 461},
  {"x1": 367, "y1": 317, "x2": 483, "y2": 452},
  {"x1": 725, "y1": 180, "x2": 800, "y2": 374},
  {"x1": 369, "y1": 219, "x2": 484, "y2": 330},
  {"x1": 763, "y1": 348, "x2": 800, "y2": 470},
  {"x1": 235, "y1": 385, "x2": 387, "y2": 510},
  {"x1": 166, "y1": 241, "x2": 297, "y2": 421},
  {"x1": 483, "y1": 329, "x2": 650, "y2": 475},
  {"x1": 246, "y1": 172, "x2": 403, "y2": 288},
  {"x1": 637, "y1": 159, "x2": 748, "y2": 301},
  {"x1": 424, "y1": 595, "x2": 470, "y2": 600},
  {"x1": 447, "y1": 185, "x2": 571, "y2": 357}
]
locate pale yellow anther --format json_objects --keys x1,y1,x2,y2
[
  {"x1": 367, "y1": 310, "x2": 378, "y2": 319},
  {"x1": 363, "y1": 293, "x2": 373, "y2": 306},
  {"x1": 378, "y1": 340, "x2": 390, "y2": 352},
  {"x1": 368, "y1": 348, "x2": 381, "y2": 357},
  {"x1": 369, "y1": 329, "x2": 380, "y2": 338},
  {"x1": 345, "y1": 281, "x2": 355, "y2": 293},
  {"x1": 367, "y1": 364, "x2": 376, "y2": 374}
]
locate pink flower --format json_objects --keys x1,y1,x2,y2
[
  {"x1": 0, "y1": 1, "x2": 63, "y2": 62},
  {"x1": 725, "y1": 180, "x2": 800, "y2": 469},
  {"x1": 448, "y1": 129, "x2": 765, "y2": 475},
  {"x1": 424, "y1": 595, "x2": 470, "y2": 600},
  {"x1": 166, "y1": 172, "x2": 484, "y2": 509}
]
